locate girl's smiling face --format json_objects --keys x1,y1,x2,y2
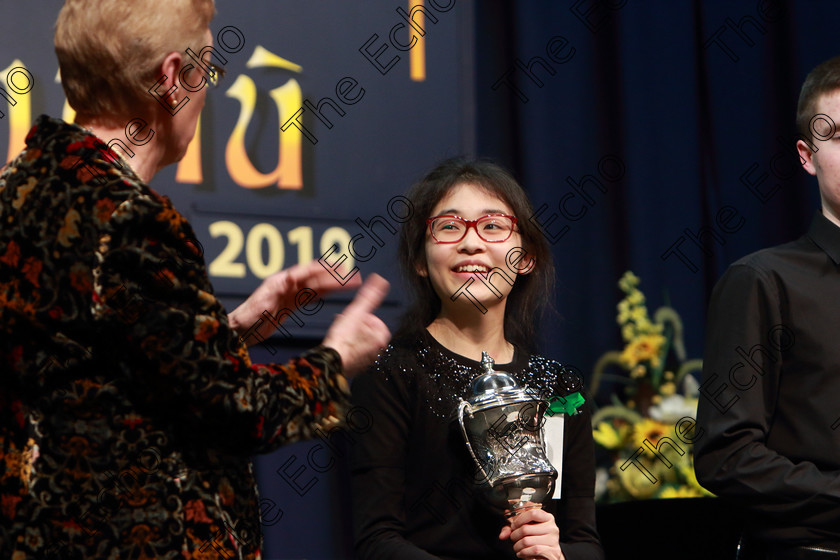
[{"x1": 419, "y1": 182, "x2": 525, "y2": 314}]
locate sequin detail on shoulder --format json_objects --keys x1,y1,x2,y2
[
  {"x1": 371, "y1": 337, "x2": 582, "y2": 419},
  {"x1": 527, "y1": 355, "x2": 585, "y2": 398}
]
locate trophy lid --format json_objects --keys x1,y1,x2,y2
[{"x1": 465, "y1": 352, "x2": 537, "y2": 410}]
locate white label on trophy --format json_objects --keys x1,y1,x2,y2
[{"x1": 544, "y1": 413, "x2": 565, "y2": 499}]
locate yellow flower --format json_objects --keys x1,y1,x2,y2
[
  {"x1": 617, "y1": 300, "x2": 632, "y2": 325},
  {"x1": 615, "y1": 456, "x2": 662, "y2": 499},
  {"x1": 621, "y1": 324, "x2": 635, "y2": 342},
  {"x1": 660, "y1": 382, "x2": 676, "y2": 396},
  {"x1": 593, "y1": 422, "x2": 629, "y2": 449},
  {"x1": 629, "y1": 306, "x2": 647, "y2": 322},
  {"x1": 659, "y1": 485, "x2": 705, "y2": 499},
  {"x1": 618, "y1": 308, "x2": 631, "y2": 326},
  {"x1": 627, "y1": 290, "x2": 645, "y2": 305},
  {"x1": 632, "y1": 418, "x2": 671, "y2": 450},
  {"x1": 620, "y1": 334, "x2": 666, "y2": 368},
  {"x1": 680, "y1": 462, "x2": 715, "y2": 497},
  {"x1": 634, "y1": 316, "x2": 652, "y2": 332},
  {"x1": 664, "y1": 371, "x2": 674, "y2": 380},
  {"x1": 618, "y1": 271, "x2": 640, "y2": 292},
  {"x1": 605, "y1": 476, "x2": 623, "y2": 497},
  {"x1": 630, "y1": 365, "x2": 646, "y2": 378},
  {"x1": 641, "y1": 320, "x2": 665, "y2": 337}
]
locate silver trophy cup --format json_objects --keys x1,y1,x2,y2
[{"x1": 457, "y1": 352, "x2": 557, "y2": 517}]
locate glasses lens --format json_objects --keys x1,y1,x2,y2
[
  {"x1": 207, "y1": 63, "x2": 226, "y2": 87},
  {"x1": 431, "y1": 217, "x2": 465, "y2": 242},
  {"x1": 208, "y1": 65, "x2": 219, "y2": 87},
  {"x1": 476, "y1": 215, "x2": 514, "y2": 241}
]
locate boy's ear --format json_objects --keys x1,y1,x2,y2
[{"x1": 797, "y1": 139, "x2": 818, "y2": 176}]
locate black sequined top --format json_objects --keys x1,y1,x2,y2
[{"x1": 350, "y1": 331, "x2": 604, "y2": 560}]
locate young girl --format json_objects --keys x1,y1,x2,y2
[{"x1": 350, "y1": 158, "x2": 603, "y2": 560}]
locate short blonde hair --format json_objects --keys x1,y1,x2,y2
[{"x1": 55, "y1": 0, "x2": 215, "y2": 121}]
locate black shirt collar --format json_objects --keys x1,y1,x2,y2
[{"x1": 808, "y1": 211, "x2": 840, "y2": 266}]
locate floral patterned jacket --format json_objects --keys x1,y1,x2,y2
[{"x1": 0, "y1": 115, "x2": 350, "y2": 559}]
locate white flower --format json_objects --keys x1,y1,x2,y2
[
  {"x1": 594, "y1": 467, "x2": 610, "y2": 501},
  {"x1": 682, "y1": 374, "x2": 700, "y2": 398},
  {"x1": 648, "y1": 394, "x2": 697, "y2": 424}
]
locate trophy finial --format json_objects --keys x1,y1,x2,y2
[{"x1": 480, "y1": 351, "x2": 495, "y2": 374}]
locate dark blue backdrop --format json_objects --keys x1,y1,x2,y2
[
  {"x1": 254, "y1": 2, "x2": 833, "y2": 557},
  {"x1": 476, "y1": 0, "x2": 822, "y2": 379}
]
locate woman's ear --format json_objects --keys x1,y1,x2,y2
[{"x1": 151, "y1": 51, "x2": 187, "y2": 115}]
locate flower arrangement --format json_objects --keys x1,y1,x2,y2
[{"x1": 590, "y1": 272, "x2": 711, "y2": 502}]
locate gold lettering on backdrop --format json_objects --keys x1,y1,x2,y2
[
  {"x1": 248, "y1": 46, "x2": 303, "y2": 74},
  {"x1": 176, "y1": 116, "x2": 203, "y2": 183},
  {"x1": 55, "y1": 69, "x2": 76, "y2": 124},
  {"x1": 3, "y1": 61, "x2": 32, "y2": 163},
  {"x1": 410, "y1": 0, "x2": 426, "y2": 81},
  {"x1": 225, "y1": 46, "x2": 303, "y2": 189}
]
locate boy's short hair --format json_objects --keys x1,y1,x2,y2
[{"x1": 797, "y1": 55, "x2": 840, "y2": 142}]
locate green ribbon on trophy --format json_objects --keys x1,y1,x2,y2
[{"x1": 547, "y1": 392, "x2": 585, "y2": 416}]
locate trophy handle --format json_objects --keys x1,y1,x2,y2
[{"x1": 458, "y1": 400, "x2": 492, "y2": 484}]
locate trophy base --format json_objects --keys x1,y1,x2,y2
[
  {"x1": 504, "y1": 501, "x2": 543, "y2": 518},
  {"x1": 488, "y1": 472, "x2": 556, "y2": 516}
]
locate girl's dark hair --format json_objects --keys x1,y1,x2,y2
[{"x1": 396, "y1": 157, "x2": 554, "y2": 352}]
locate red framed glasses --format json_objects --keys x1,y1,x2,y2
[{"x1": 426, "y1": 213, "x2": 517, "y2": 243}]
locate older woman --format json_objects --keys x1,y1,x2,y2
[{"x1": 0, "y1": 1, "x2": 389, "y2": 558}]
